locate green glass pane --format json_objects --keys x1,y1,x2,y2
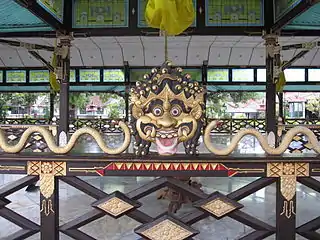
[
  {"x1": 208, "y1": 69, "x2": 229, "y2": 81},
  {"x1": 30, "y1": 70, "x2": 49, "y2": 83},
  {"x1": 0, "y1": 71, "x2": 3, "y2": 83},
  {"x1": 138, "y1": 0, "x2": 197, "y2": 27},
  {"x1": 0, "y1": 0, "x2": 52, "y2": 32},
  {"x1": 80, "y1": 69, "x2": 100, "y2": 82},
  {"x1": 104, "y1": 69, "x2": 125, "y2": 82},
  {"x1": 285, "y1": 3, "x2": 320, "y2": 30},
  {"x1": 274, "y1": 0, "x2": 301, "y2": 20},
  {"x1": 308, "y1": 69, "x2": 320, "y2": 82},
  {"x1": 70, "y1": 70, "x2": 76, "y2": 82},
  {"x1": 257, "y1": 69, "x2": 266, "y2": 82},
  {"x1": 232, "y1": 69, "x2": 254, "y2": 82},
  {"x1": 284, "y1": 69, "x2": 305, "y2": 82},
  {"x1": 130, "y1": 69, "x2": 151, "y2": 82},
  {"x1": 6, "y1": 70, "x2": 26, "y2": 83},
  {"x1": 206, "y1": 0, "x2": 263, "y2": 26},
  {"x1": 37, "y1": 0, "x2": 64, "y2": 22},
  {"x1": 184, "y1": 68, "x2": 202, "y2": 82},
  {"x1": 73, "y1": 0, "x2": 129, "y2": 28}
]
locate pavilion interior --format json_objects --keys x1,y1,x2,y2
[{"x1": 1, "y1": 0, "x2": 320, "y2": 240}]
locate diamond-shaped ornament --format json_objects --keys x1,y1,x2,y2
[
  {"x1": 92, "y1": 191, "x2": 141, "y2": 219},
  {"x1": 135, "y1": 215, "x2": 199, "y2": 240},
  {"x1": 194, "y1": 192, "x2": 243, "y2": 219},
  {"x1": 8, "y1": 135, "x2": 17, "y2": 141},
  {"x1": 33, "y1": 135, "x2": 43, "y2": 141}
]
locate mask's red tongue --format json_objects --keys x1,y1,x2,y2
[{"x1": 159, "y1": 138, "x2": 175, "y2": 147}]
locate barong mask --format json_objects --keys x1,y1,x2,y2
[{"x1": 130, "y1": 61, "x2": 205, "y2": 156}]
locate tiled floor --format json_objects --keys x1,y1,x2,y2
[{"x1": 0, "y1": 175, "x2": 319, "y2": 239}]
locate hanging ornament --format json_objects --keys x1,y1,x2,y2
[{"x1": 145, "y1": 0, "x2": 195, "y2": 36}]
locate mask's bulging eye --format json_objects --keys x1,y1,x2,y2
[
  {"x1": 171, "y1": 105, "x2": 181, "y2": 117},
  {"x1": 153, "y1": 106, "x2": 163, "y2": 116}
]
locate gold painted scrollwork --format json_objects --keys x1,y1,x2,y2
[
  {"x1": 204, "y1": 121, "x2": 320, "y2": 155},
  {"x1": 28, "y1": 161, "x2": 66, "y2": 216},
  {"x1": 0, "y1": 122, "x2": 131, "y2": 154},
  {"x1": 267, "y1": 163, "x2": 309, "y2": 219}
]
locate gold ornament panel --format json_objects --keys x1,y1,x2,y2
[{"x1": 141, "y1": 219, "x2": 193, "y2": 240}]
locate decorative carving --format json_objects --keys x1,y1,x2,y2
[
  {"x1": 267, "y1": 163, "x2": 309, "y2": 219},
  {"x1": 141, "y1": 219, "x2": 193, "y2": 240},
  {"x1": 205, "y1": 121, "x2": 320, "y2": 155},
  {"x1": 97, "y1": 197, "x2": 134, "y2": 217},
  {"x1": 201, "y1": 198, "x2": 237, "y2": 218},
  {"x1": 0, "y1": 122, "x2": 131, "y2": 154},
  {"x1": 194, "y1": 192, "x2": 243, "y2": 219},
  {"x1": 40, "y1": 199, "x2": 54, "y2": 216},
  {"x1": 28, "y1": 161, "x2": 66, "y2": 199},
  {"x1": 130, "y1": 61, "x2": 205, "y2": 156}
]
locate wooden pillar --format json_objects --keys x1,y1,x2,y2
[
  {"x1": 124, "y1": 61, "x2": 130, "y2": 122},
  {"x1": 276, "y1": 177, "x2": 296, "y2": 240},
  {"x1": 49, "y1": 92, "x2": 55, "y2": 121},
  {"x1": 40, "y1": 178, "x2": 59, "y2": 240},
  {"x1": 264, "y1": 34, "x2": 278, "y2": 138},
  {"x1": 57, "y1": 35, "x2": 72, "y2": 143}
]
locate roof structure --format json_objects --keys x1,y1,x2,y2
[{"x1": 0, "y1": 0, "x2": 320, "y2": 68}]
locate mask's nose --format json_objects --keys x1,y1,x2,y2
[{"x1": 157, "y1": 112, "x2": 177, "y2": 129}]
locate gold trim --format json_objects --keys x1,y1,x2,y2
[
  {"x1": 0, "y1": 165, "x2": 25, "y2": 171},
  {"x1": 0, "y1": 122, "x2": 130, "y2": 154},
  {"x1": 280, "y1": 200, "x2": 295, "y2": 219},
  {"x1": 228, "y1": 168, "x2": 265, "y2": 173},
  {"x1": 68, "y1": 167, "x2": 105, "y2": 173},
  {"x1": 40, "y1": 199, "x2": 54, "y2": 216}
]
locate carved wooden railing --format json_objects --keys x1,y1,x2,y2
[
  {"x1": 0, "y1": 155, "x2": 319, "y2": 240},
  {"x1": 0, "y1": 123, "x2": 319, "y2": 239},
  {"x1": 1, "y1": 118, "x2": 320, "y2": 154}
]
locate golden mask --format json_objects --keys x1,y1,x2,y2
[{"x1": 130, "y1": 61, "x2": 205, "y2": 156}]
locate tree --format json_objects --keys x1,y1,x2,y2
[
  {"x1": 69, "y1": 93, "x2": 92, "y2": 111},
  {"x1": 206, "y1": 92, "x2": 264, "y2": 118},
  {"x1": 0, "y1": 94, "x2": 11, "y2": 119},
  {"x1": 306, "y1": 98, "x2": 320, "y2": 118}
]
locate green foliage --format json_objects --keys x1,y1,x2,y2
[
  {"x1": 69, "y1": 93, "x2": 93, "y2": 110},
  {"x1": 306, "y1": 98, "x2": 320, "y2": 117}
]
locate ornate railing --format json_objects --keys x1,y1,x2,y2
[
  {"x1": 1, "y1": 117, "x2": 320, "y2": 154},
  {"x1": 0, "y1": 121, "x2": 319, "y2": 239},
  {"x1": 0, "y1": 155, "x2": 319, "y2": 239}
]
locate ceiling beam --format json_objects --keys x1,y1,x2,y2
[
  {"x1": 14, "y1": 0, "x2": 66, "y2": 34},
  {"x1": 272, "y1": 0, "x2": 320, "y2": 32}
]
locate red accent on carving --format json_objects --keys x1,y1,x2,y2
[
  {"x1": 105, "y1": 163, "x2": 115, "y2": 170},
  {"x1": 217, "y1": 164, "x2": 228, "y2": 171},
  {"x1": 96, "y1": 169, "x2": 105, "y2": 176},
  {"x1": 228, "y1": 170, "x2": 238, "y2": 177}
]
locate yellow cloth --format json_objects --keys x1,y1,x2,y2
[
  {"x1": 145, "y1": 0, "x2": 195, "y2": 35},
  {"x1": 276, "y1": 63, "x2": 286, "y2": 93},
  {"x1": 49, "y1": 40, "x2": 60, "y2": 93}
]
